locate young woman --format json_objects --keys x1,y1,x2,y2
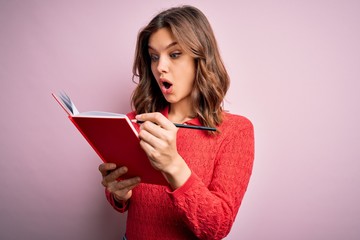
[{"x1": 99, "y1": 5, "x2": 254, "y2": 240}]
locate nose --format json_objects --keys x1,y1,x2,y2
[{"x1": 156, "y1": 55, "x2": 169, "y2": 73}]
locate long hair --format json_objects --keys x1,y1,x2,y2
[{"x1": 131, "y1": 5, "x2": 230, "y2": 130}]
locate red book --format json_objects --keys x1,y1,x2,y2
[{"x1": 52, "y1": 92, "x2": 167, "y2": 186}]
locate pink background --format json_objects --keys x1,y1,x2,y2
[{"x1": 1, "y1": 0, "x2": 360, "y2": 239}]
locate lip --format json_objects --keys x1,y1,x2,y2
[{"x1": 159, "y1": 78, "x2": 173, "y2": 94}]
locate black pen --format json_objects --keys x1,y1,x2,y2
[{"x1": 131, "y1": 119, "x2": 217, "y2": 131}]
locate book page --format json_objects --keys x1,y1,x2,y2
[
  {"x1": 58, "y1": 91, "x2": 79, "y2": 115},
  {"x1": 77, "y1": 111, "x2": 126, "y2": 117}
]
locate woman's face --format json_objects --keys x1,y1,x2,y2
[{"x1": 148, "y1": 28, "x2": 196, "y2": 106}]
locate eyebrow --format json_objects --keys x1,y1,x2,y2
[{"x1": 148, "y1": 42, "x2": 178, "y2": 51}]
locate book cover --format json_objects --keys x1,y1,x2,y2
[{"x1": 52, "y1": 92, "x2": 167, "y2": 186}]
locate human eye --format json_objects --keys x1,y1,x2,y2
[
  {"x1": 170, "y1": 51, "x2": 182, "y2": 59},
  {"x1": 149, "y1": 53, "x2": 159, "y2": 62}
]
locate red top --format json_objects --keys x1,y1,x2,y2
[{"x1": 105, "y1": 108, "x2": 254, "y2": 240}]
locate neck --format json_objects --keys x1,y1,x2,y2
[{"x1": 168, "y1": 100, "x2": 194, "y2": 124}]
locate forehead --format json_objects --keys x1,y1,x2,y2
[{"x1": 148, "y1": 28, "x2": 177, "y2": 49}]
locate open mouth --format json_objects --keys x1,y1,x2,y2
[
  {"x1": 163, "y1": 82, "x2": 172, "y2": 89},
  {"x1": 160, "y1": 78, "x2": 173, "y2": 94}
]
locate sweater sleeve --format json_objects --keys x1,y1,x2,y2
[
  {"x1": 166, "y1": 120, "x2": 254, "y2": 240},
  {"x1": 105, "y1": 188, "x2": 129, "y2": 213}
]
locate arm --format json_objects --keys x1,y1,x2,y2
[
  {"x1": 136, "y1": 112, "x2": 192, "y2": 189},
  {"x1": 105, "y1": 188, "x2": 129, "y2": 213},
  {"x1": 167, "y1": 122, "x2": 254, "y2": 239},
  {"x1": 136, "y1": 112, "x2": 254, "y2": 239},
  {"x1": 99, "y1": 163, "x2": 140, "y2": 213}
]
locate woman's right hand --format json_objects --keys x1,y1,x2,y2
[{"x1": 99, "y1": 163, "x2": 141, "y2": 202}]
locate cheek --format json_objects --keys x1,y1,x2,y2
[
  {"x1": 184, "y1": 62, "x2": 196, "y2": 85},
  {"x1": 178, "y1": 58, "x2": 195, "y2": 78},
  {"x1": 151, "y1": 64, "x2": 159, "y2": 79},
  {"x1": 181, "y1": 71, "x2": 195, "y2": 92}
]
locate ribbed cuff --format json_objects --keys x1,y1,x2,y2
[
  {"x1": 165, "y1": 172, "x2": 198, "y2": 197},
  {"x1": 105, "y1": 188, "x2": 129, "y2": 212}
]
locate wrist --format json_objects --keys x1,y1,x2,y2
[
  {"x1": 112, "y1": 194, "x2": 130, "y2": 211},
  {"x1": 113, "y1": 193, "x2": 128, "y2": 205},
  {"x1": 162, "y1": 155, "x2": 191, "y2": 189},
  {"x1": 112, "y1": 193, "x2": 121, "y2": 202}
]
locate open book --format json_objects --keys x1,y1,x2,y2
[{"x1": 52, "y1": 92, "x2": 167, "y2": 186}]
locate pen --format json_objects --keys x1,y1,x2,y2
[{"x1": 131, "y1": 119, "x2": 217, "y2": 131}]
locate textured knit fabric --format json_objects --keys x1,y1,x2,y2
[{"x1": 105, "y1": 108, "x2": 254, "y2": 240}]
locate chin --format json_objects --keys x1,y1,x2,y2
[{"x1": 163, "y1": 96, "x2": 177, "y2": 104}]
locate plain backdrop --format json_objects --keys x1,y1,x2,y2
[{"x1": 1, "y1": 0, "x2": 360, "y2": 239}]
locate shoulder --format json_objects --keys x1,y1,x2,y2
[
  {"x1": 216, "y1": 112, "x2": 254, "y2": 149},
  {"x1": 218, "y1": 111, "x2": 253, "y2": 133}
]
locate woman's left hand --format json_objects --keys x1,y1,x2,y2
[{"x1": 136, "y1": 112, "x2": 191, "y2": 189}]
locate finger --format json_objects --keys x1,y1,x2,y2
[
  {"x1": 103, "y1": 166, "x2": 128, "y2": 185},
  {"x1": 113, "y1": 190, "x2": 132, "y2": 202},
  {"x1": 114, "y1": 181, "x2": 140, "y2": 200},
  {"x1": 107, "y1": 177, "x2": 141, "y2": 194},
  {"x1": 136, "y1": 112, "x2": 176, "y2": 131},
  {"x1": 116, "y1": 176, "x2": 141, "y2": 190},
  {"x1": 138, "y1": 125, "x2": 165, "y2": 149},
  {"x1": 113, "y1": 179, "x2": 140, "y2": 202},
  {"x1": 98, "y1": 163, "x2": 117, "y2": 177},
  {"x1": 139, "y1": 138, "x2": 158, "y2": 160},
  {"x1": 141, "y1": 121, "x2": 178, "y2": 145}
]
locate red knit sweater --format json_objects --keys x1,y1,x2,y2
[{"x1": 105, "y1": 109, "x2": 254, "y2": 240}]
